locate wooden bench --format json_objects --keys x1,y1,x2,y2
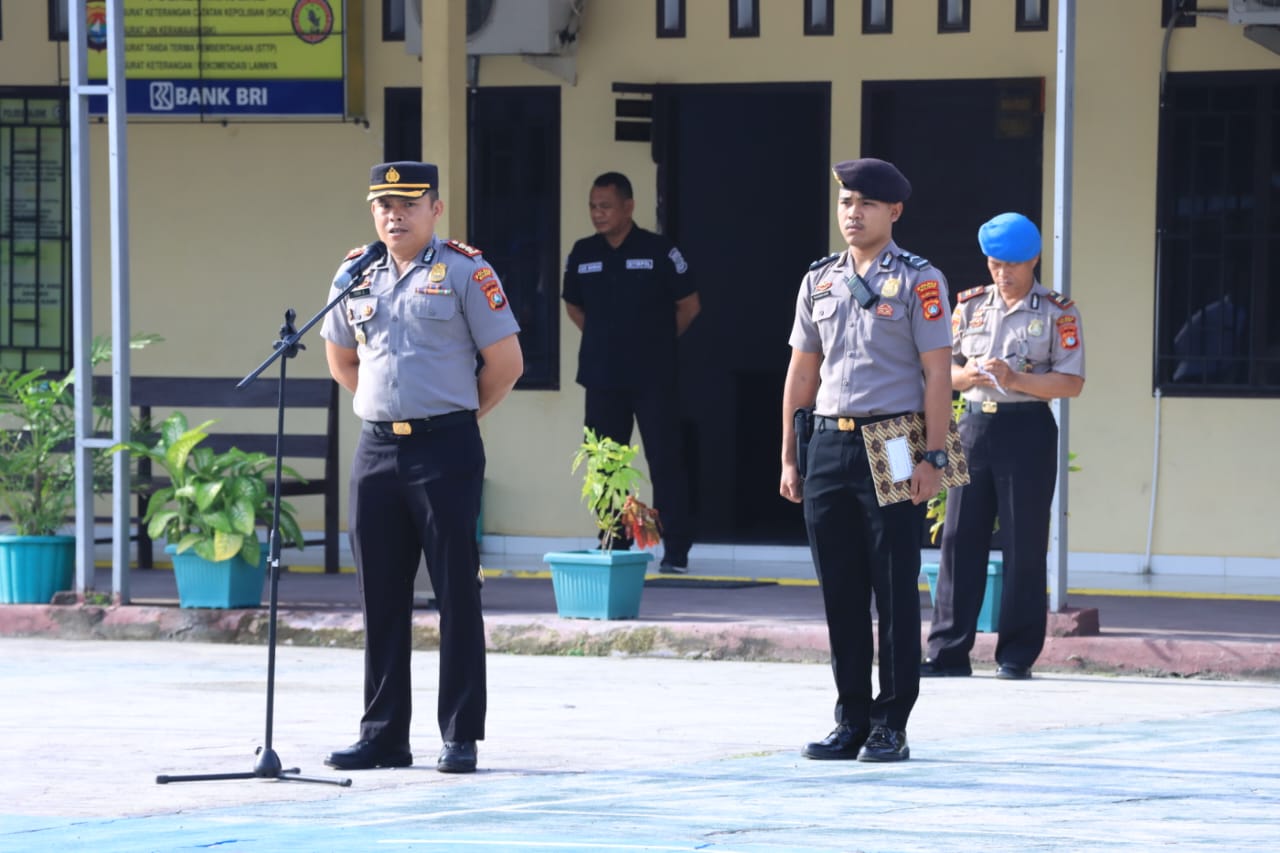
[{"x1": 94, "y1": 375, "x2": 342, "y2": 574}]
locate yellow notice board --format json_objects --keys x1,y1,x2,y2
[{"x1": 85, "y1": 0, "x2": 357, "y2": 116}]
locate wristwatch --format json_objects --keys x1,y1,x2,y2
[{"x1": 922, "y1": 449, "x2": 948, "y2": 470}]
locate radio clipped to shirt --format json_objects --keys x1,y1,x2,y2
[{"x1": 848, "y1": 274, "x2": 879, "y2": 309}]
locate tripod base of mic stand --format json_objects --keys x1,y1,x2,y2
[{"x1": 155, "y1": 747, "x2": 352, "y2": 786}]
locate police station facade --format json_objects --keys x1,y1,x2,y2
[{"x1": 0, "y1": 1, "x2": 1276, "y2": 584}]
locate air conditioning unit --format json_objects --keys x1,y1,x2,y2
[
  {"x1": 466, "y1": 0, "x2": 577, "y2": 56},
  {"x1": 1228, "y1": 0, "x2": 1280, "y2": 25}
]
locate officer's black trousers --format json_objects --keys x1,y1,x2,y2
[
  {"x1": 349, "y1": 421, "x2": 486, "y2": 747},
  {"x1": 584, "y1": 385, "x2": 693, "y2": 557},
  {"x1": 803, "y1": 428, "x2": 924, "y2": 732},
  {"x1": 927, "y1": 405, "x2": 1057, "y2": 669}
]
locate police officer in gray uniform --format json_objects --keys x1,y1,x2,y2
[
  {"x1": 321, "y1": 162, "x2": 523, "y2": 774},
  {"x1": 781, "y1": 158, "x2": 953, "y2": 762},
  {"x1": 922, "y1": 212, "x2": 1085, "y2": 681}
]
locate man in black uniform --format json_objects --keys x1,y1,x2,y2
[
  {"x1": 781, "y1": 158, "x2": 952, "y2": 762},
  {"x1": 922, "y1": 212, "x2": 1085, "y2": 681},
  {"x1": 562, "y1": 172, "x2": 700, "y2": 572},
  {"x1": 320, "y1": 162, "x2": 523, "y2": 773}
]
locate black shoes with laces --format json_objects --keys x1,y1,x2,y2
[
  {"x1": 801, "y1": 723, "x2": 869, "y2": 760},
  {"x1": 857, "y1": 725, "x2": 910, "y2": 762}
]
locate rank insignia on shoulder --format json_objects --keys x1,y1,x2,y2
[
  {"x1": 446, "y1": 239, "x2": 483, "y2": 258},
  {"x1": 957, "y1": 286, "x2": 988, "y2": 303},
  {"x1": 808, "y1": 252, "x2": 841, "y2": 271},
  {"x1": 1047, "y1": 290, "x2": 1075, "y2": 309},
  {"x1": 343, "y1": 245, "x2": 366, "y2": 261},
  {"x1": 898, "y1": 251, "x2": 930, "y2": 270}
]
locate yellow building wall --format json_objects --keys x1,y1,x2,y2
[{"x1": 2, "y1": 2, "x2": 1277, "y2": 564}]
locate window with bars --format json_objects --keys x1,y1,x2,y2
[
  {"x1": 0, "y1": 91, "x2": 71, "y2": 372},
  {"x1": 1154, "y1": 71, "x2": 1280, "y2": 395}
]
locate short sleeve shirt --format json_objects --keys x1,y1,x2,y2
[
  {"x1": 788, "y1": 241, "x2": 952, "y2": 416},
  {"x1": 319, "y1": 234, "x2": 521, "y2": 421},
  {"x1": 951, "y1": 280, "x2": 1085, "y2": 405},
  {"x1": 562, "y1": 226, "x2": 695, "y2": 389}
]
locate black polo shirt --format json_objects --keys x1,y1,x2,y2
[{"x1": 562, "y1": 225, "x2": 695, "y2": 389}]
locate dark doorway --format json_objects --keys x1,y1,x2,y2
[
  {"x1": 468, "y1": 87, "x2": 561, "y2": 389},
  {"x1": 654, "y1": 83, "x2": 831, "y2": 544},
  {"x1": 862, "y1": 78, "x2": 1044, "y2": 293}
]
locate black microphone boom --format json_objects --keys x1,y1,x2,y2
[{"x1": 332, "y1": 240, "x2": 387, "y2": 289}]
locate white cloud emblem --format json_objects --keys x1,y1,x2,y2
[{"x1": 149, "y1": 82, "x2": 174, "y2": 111}]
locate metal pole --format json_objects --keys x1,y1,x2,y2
[
  {"x1": 1048, "y1": 0, "x2": 1076, "y2": 612},
  {"x1": 69, "y1": 0, "x2": 131, "y2": 602}
]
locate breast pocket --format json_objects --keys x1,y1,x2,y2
[
  {"x1": 346, "y1": 296, "x2": 378, "y2": 328},
  {"x1": 408, "y1": 294, "x2": 458, "y2": 346},
  {"x1": 960, "y1": 329, "x2": 993, "y2": 360},
  {"x1": 812, "y1": 297, "x2": 842, "y2": 350}
]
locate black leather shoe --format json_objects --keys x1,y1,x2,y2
[
  {"x1": 996, "y1": 663, "x2": 1032, "y2": 680},
  {"x1": 920, "y1": 658, "x2": 972, "y2": 677},
  {"x1": 659, "y1": 554, "x2": 689, "y2": 575},
  {"x1": 437, "y1": 741, "x2": 478, "y2": 773},
  {"x1": 801, "y1": 724, "x2": 868, "y2": 760},
  {"x1": 857, "y1": 726, "x2": 910, "y2": 762},
  {"x1": 324, "y1": 740, "x2": 413, "y2": 770}
]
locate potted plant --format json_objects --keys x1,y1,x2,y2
[
  {"x1": 0, "y1": 335, "x2": 159, "y2": 604},
  {"x1": 542, "y1": 427, "x2": 661, "y2": 620},
  {"x1": 110, "y1": 411, "x2": 306, "y2": 609}
]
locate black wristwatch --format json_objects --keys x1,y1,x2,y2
[{"x1": 922, "y1": 449, "x2": 948, "y2": 470}]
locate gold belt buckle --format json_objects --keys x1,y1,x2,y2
[
  {"x1": 391, "y1": 421, "x2": 412, "y2": 435},
  {"x1": 981, "y1": 400, "x2": 998, "y2": 414},
  {"x1": 837, "y1": 417, "x2": 857, "y2": 431}
]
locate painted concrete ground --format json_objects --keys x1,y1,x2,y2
[{"x1": 1, "y1": 640, "x2": 1277, "y2": 852}]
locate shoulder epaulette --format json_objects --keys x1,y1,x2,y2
[
  {"x1": 1046, "y1": 289, "x2": 1075, "y2": 309},
  {"x1": 445, "y1": 238, "x2": 483, "y2": 258},
  {"x1": 957, "y1": 285, "x2": 989, "y2": 303},
  {"x1": 898, "y1": 251, "x2": 930, "y2": 270},
  {"x1": 808, "y1": 252, "x2": 841, "y2": 271}
]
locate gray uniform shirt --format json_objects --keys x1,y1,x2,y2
[
  {"x1": 789, "y1": 241, "x2": 952, "y2": 416},
  {"x1": 319, "y1": 234, "x2": 521, "y2": 421},
  {"x1": 952, "y1": 281, "x2": 1085, "y2": 405}
]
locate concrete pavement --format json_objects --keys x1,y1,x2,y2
[{"x1": 1, "y1": 638, "x2": 1278, "y2": 851}]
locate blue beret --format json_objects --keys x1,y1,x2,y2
[
  {"x1": 368, "y1": 161, "x2": 438, "y2": 201},
  {"x1": 831, "y1": 158, "x2": 911, "y2": 203},
  {"x1": 978, "y1": 213, "x2": 1041, "y2": 262}
]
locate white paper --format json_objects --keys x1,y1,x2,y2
[
  {"x1": 885, "y1": 436, "x2": 914, "y2": 482},
  {"x1": 976, "y1": 364, "x2": 1008, "y2": 396}
]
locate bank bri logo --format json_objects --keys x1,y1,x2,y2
[{"x1": 149, "y1": 82, "x2": 174, "y2": 112}]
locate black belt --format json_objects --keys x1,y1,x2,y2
[
  {"x1": 365, "y1": 410, "x2": 476, "y2": 438},
  {"x1": 965, "y1": 400, "x2": 1048, "y2": 415},
  {"x1": 814, "y1": 412, "x2": 909, "y2": 433}
]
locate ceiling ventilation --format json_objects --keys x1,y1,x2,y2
[{"x1": 1228, "y1": 0, "x2": 1280, "y2": 25}]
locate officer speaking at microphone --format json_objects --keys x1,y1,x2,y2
[
  {"x1": 781, "y1": 158, "x2": 953, "y2": 763},
  {"x1": 921, "y1": 212, "x2": 1085, "y2": 681},
  {"x1": 320, "y1": 161, "x2": 523, "y2": 774}
]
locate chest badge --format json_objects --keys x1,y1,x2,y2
[
  {"x1": 362, "y1": 304, "x2": 374, "y2": 317},
  {"x1": 354, "y1": 328, "x2": 366, "y2": 346},
  {"x1": 428, "y1": 263, "x2": 448, "y2": 283},
  {"x1": 1028, "y1": 318, "x2": 1044, "y2": 337},
  {"x1": 875, "y1": 302, "x2": 894, "y2": 318},
  {"x1": 881, "y1": 278, "x2": 900, "y2": 299}
]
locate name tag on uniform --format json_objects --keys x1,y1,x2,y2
[
  {"x1": 577, "y1": 262, "x2": 603, "y2": 274},
  {"x1": 626, "y1": 258, "x2": 654, "y2": 270}
]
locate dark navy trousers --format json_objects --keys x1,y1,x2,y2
[
  {"x1": 803, "y1": 427, "x2": 925, "y2": 732},
  {"x1": 927, "y1": 404, "x2": 1058, "y2": 669},
  {"x1": 349, "y1": 419, "x2": 486, "y2": 747}
]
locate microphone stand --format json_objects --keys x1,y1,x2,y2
[{"x1": 156, "y1": 274, "x2": 370, "y2": 786}]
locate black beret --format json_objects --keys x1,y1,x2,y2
[
  {"x1": 831, "y1": 158, "x2": 911, "y2": 203},
  {"x1": 367, "y1": 161, "x2": 438, "y2": 201}
]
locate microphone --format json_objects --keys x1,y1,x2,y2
[{"x1": 331, "y1": 240, "x2": 387, "y2": 289}]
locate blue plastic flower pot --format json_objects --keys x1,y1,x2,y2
[
  {"x1": 543, "y1": 549, "x2": 653, "y2": 620},
  {"x1": 166, "y1": 544, "x2": 267, "y2": 609},
  {"x1": 0, "y1": 535, "x2": 75, "y2": 604},
  {"x1": 921, "y1": 560, "x2": 1003, "y2": 633}
]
